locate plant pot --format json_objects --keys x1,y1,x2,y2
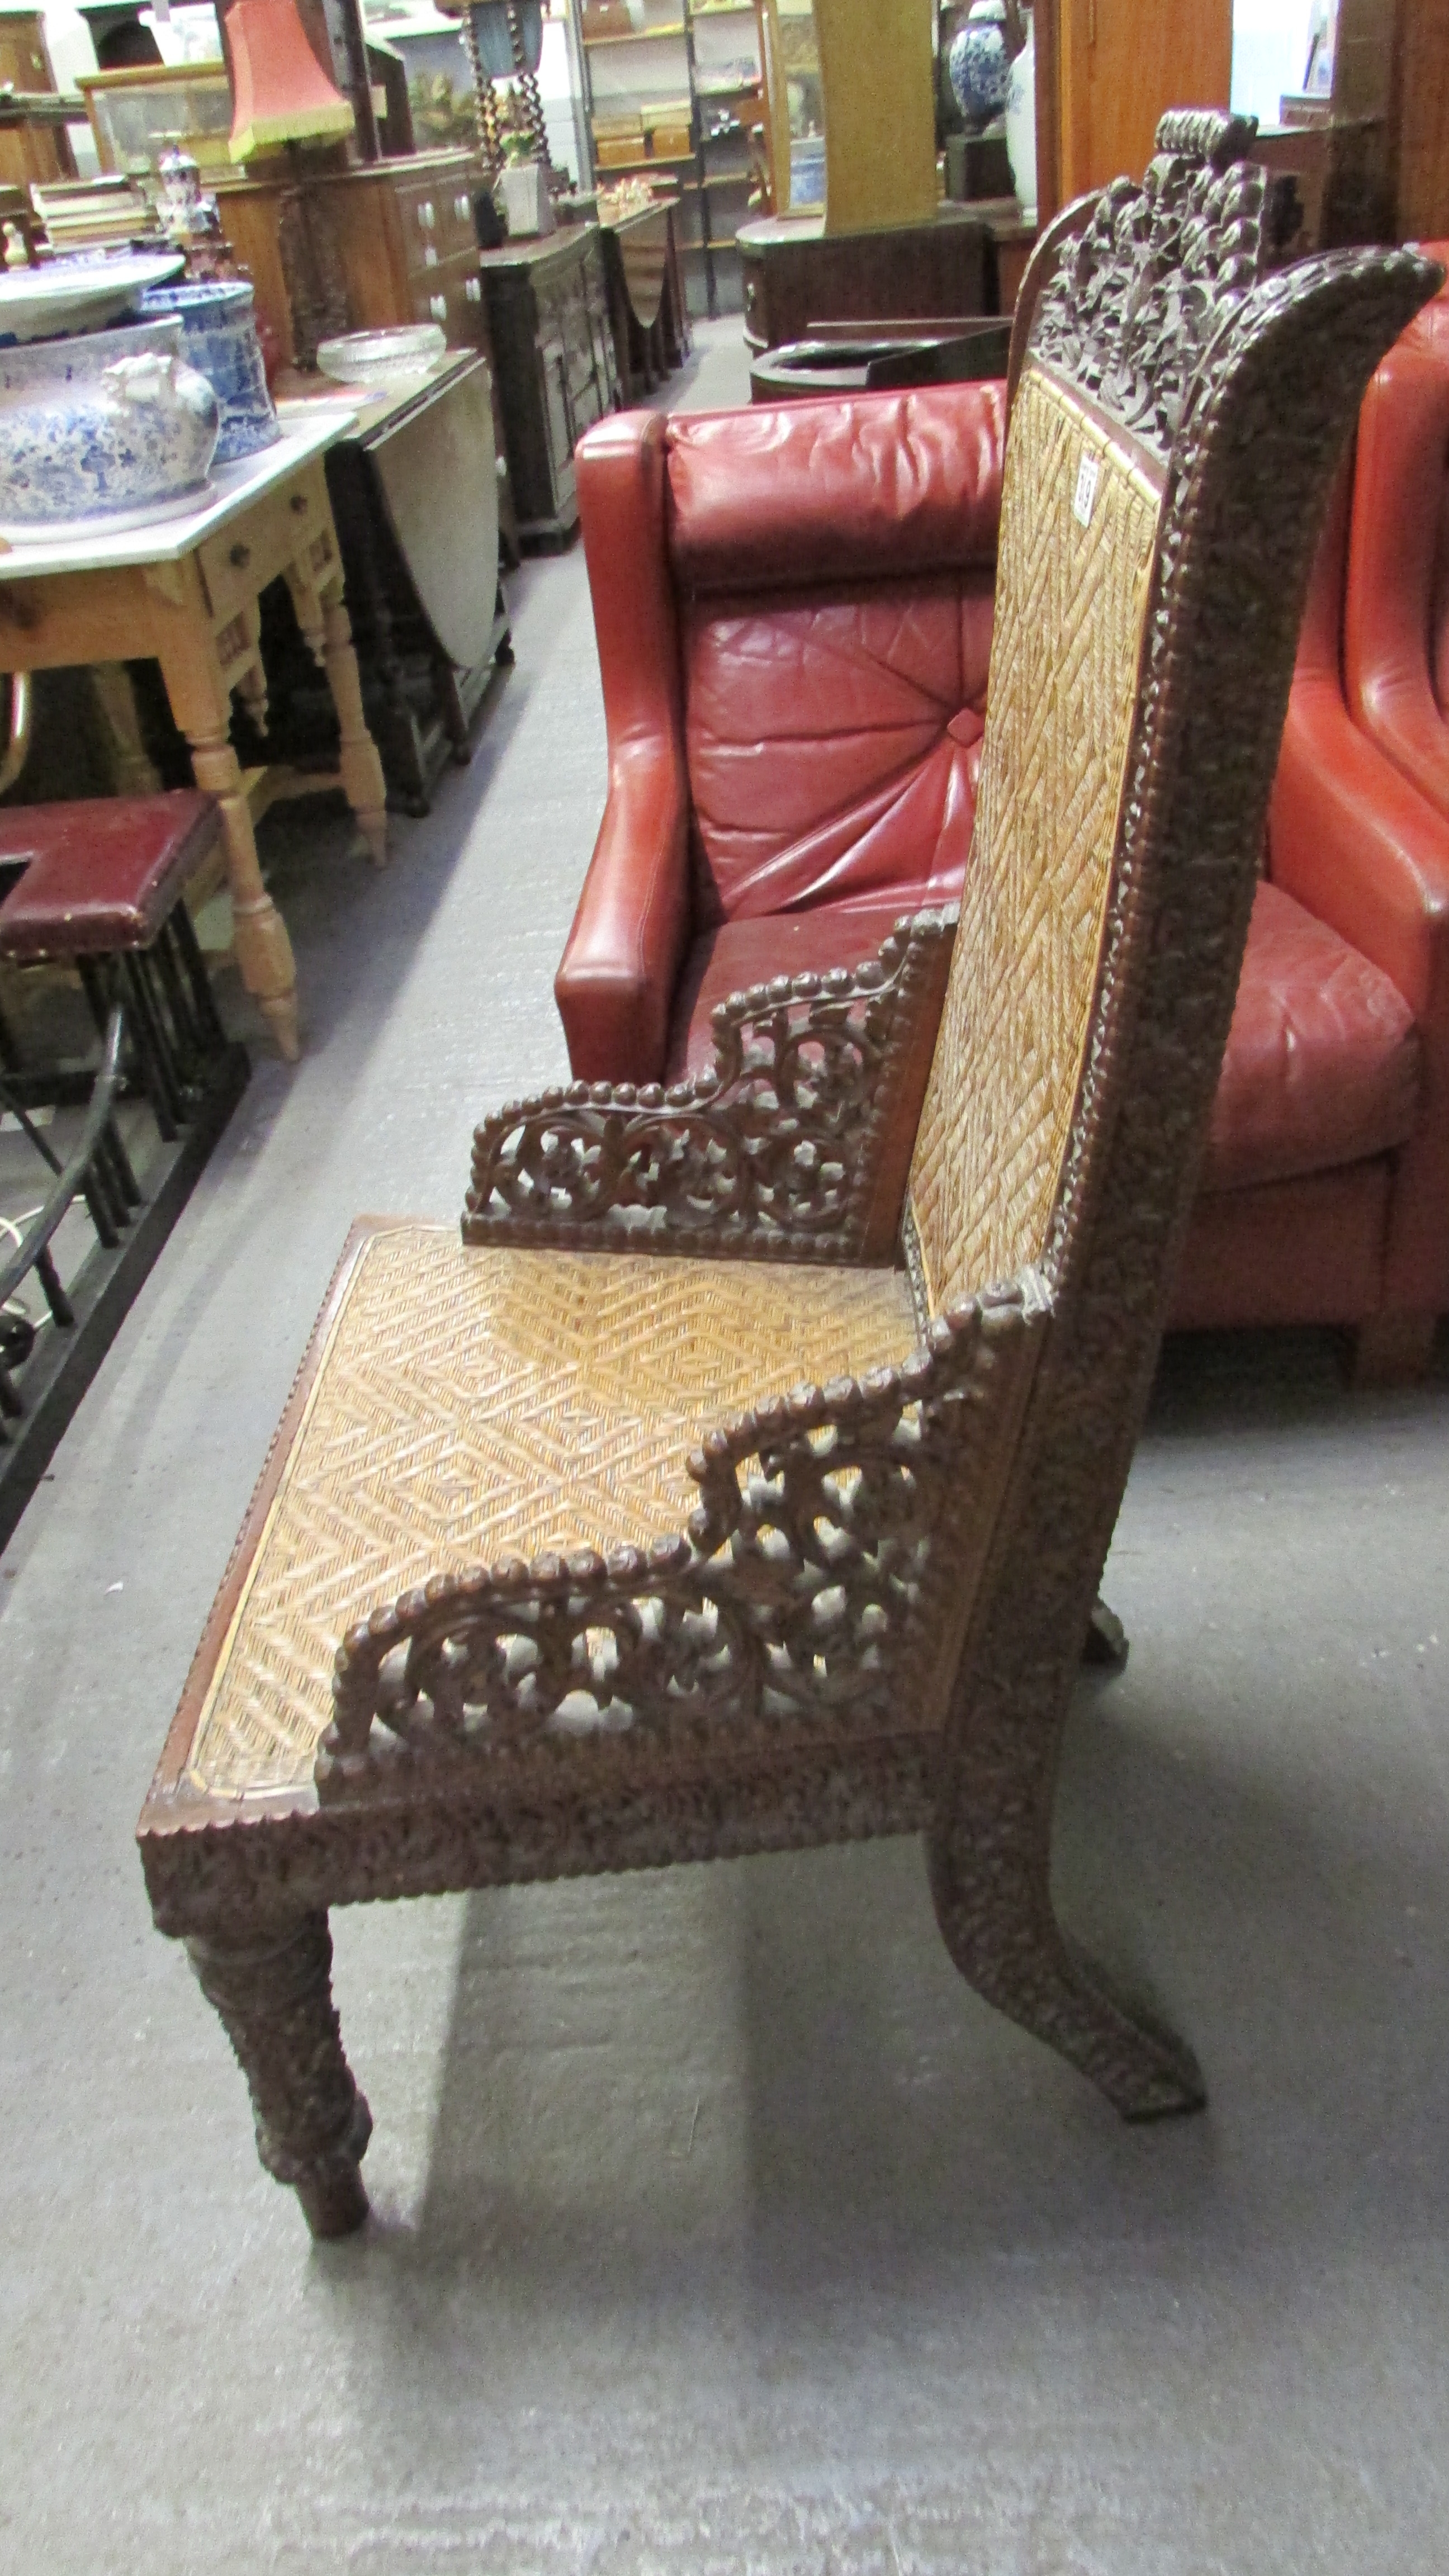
[
  {"x1": 0, "y1": 318, "x2": 220, "y2": 534},
  {"x1": 138, "y1": 278, "x2": 279, "y2": 464},
  {"x1": 499, "y1": 159, "x2": 555, "y2": 238}
]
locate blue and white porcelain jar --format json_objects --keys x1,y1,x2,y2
[
  {"x1": 0, "y1": 318, "x2": 220, "y2": 533},
  {"x1": 138, "y1": 278, "x2": 279, "y2": 465},
  {"x1": 949, "y1": 0, "x2": 1011, "y2": 126}
]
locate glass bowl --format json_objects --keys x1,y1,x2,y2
[{"x1": 315, "y1": 326, "x2": 447, "y2": 385}]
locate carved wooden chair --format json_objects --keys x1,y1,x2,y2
[{"x1": 137, "y1": 119, "x2": 1436, "y2": 2238}]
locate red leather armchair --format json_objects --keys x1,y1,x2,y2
[
  {"x1": 555, "y1": 383, "x2": 1006, "y2": 1087},
  {"x1": 1170, "y1": 273, "x2": 1449, "y2": 1376}
]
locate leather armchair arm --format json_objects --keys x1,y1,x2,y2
[
  {"x1": 556, "y1": 409, "x2": 692, "y2": 1084},
  {"x1": 473, "y1": 910, "x2": 956, "y2": 1265},
  {"x1": 1271, "y1": 681, "x2": 1449, "y2": 1018},
  {"x1": 1270, "y1": 679, "x2": 1449, "y2": 1311},
  {"x1": 553, "y1": 738, "x2": 691, "y2": 1083}
]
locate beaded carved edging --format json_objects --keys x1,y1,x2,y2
[
  {"x1": 463, "y1": 911, "x2": 955, "y2": 1264},
  {"x1": 314, "y1": 1274, "x2": 1045, "y2": 1802},
  {"x1": 1031, "y1": 109, "x2": 1302, "y2": 461}
]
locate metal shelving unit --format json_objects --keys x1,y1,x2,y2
[{"x1": 571, "y1": 0, "x2": 763, "y2": 317}]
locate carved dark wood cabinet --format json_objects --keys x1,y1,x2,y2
[{"x1": 480, "y1": 226, "x2": 621, "y2": 548}]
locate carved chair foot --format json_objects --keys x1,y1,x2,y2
[
  {"x1": 1082, "y1": 1597, "x2": 1129, "y2": 1670},
  {"x1": 186, "y1": 1911, "x2": 372, "y2": 2238},
  {"x1": 927, "y1": 1832, "x2": 1205, "y2": 2123}
]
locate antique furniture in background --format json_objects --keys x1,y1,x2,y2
[
  {"x1": 214, "y1": 148, "x2": 492, "y2": 370},
  {"x1": 554, "y1": 375, "x2": 1006, "y2": 1108},
  {"x1": 1027, "y1": 0, "x2": 1230, "y2": 222},
  {"x1": 575, "y1": 0, "x2": 764, "y2": 319},
  {"x1": 0, "y1": 7, "x2": 77, "y2": 190},
  {"x1": 136, "y1": 113, "x2": 1436, "y2": 2238},
  {"x1": 598, "y1": 198, "x2": 692, "y2": 402},
  {"x1": 80, "y1": 61, "x2": 235, "y2": 177},
  {"x1": 737, "y1": 203, "x2": 992, "y2": 352},
  {"x1": 747, "y1": 314, "x2": 1012, "y2": 399},
  {"x1": 249, "y1": 358, "x2": 513, "y2": 815},
  {"x1": 480, "y1": 222, "x2": 619, "y2": 547},
  {"x1": 0, "y1": 790, "x2": 248, "y2": 1550},
  {"x1": 0, "y1": 416, "x2": 387, "y2": 1064}
]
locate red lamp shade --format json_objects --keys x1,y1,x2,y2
[{"x1": 226, "y1": 0, "x2": 356, "y2": 162}]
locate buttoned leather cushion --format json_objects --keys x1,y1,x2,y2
[
  {"x1": 0, "y1": 792, "x2": 219, "y2": 958},
  {"x1": 682, "y1": 580, "x2": 991, "y2": 929},
  {"x1": 665, "y1": 889, "x2": 924, "y2": 1081},
  {"x1": 1203, "y1": 879, "x2": 1420, "y2": 1192}
]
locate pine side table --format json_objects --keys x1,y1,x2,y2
[{"x1": 0, "y1": 415, "x2": 387, "y2": 1061}]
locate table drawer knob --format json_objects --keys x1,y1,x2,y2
[
  {"x1": 496, "y1": 454, "x2": 508, "y2": 480},
  {"x1": 229, "y1": 541, "x2": 250, "y2": 569},
  {"x1": 454, "y1": 193, "x2": 471, "y2": 222},
  {"x1": 429, "y1": 292, "x2": 447, "y2": 323},
  {"x1": 416, "y1": 200, "x2": 435, "y2": 231},
  {"x1": 465, "y1": 276, "x2": 481, "y2": 304},
  {"x1": 290, "y1": 493, "x2": 310, "y2": 517}
]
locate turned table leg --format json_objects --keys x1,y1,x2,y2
[
  {"x1": 160, "y1": 642, "x2": 300, "y2": 1063},
  {"x1": 287, "y1": 567, "x2": 389, "y2": 868},
  {"x1": 187, "y1": 1910, "x2": 372, "y2": 2238}
]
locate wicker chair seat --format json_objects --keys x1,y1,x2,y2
[{"x1": 183, "y1": 1222, "x2": 917, "y2": 1805}]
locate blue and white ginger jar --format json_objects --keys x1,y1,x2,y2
[
  {"x1": 0, "y1": 318, "x2": 220, "y2": 530},
  {"x1": 138, "y1": 278, "x2": 279, "y2": 464},
  {"x1": 949, "y1": 0, "x2": 1011, "y2": 125}
]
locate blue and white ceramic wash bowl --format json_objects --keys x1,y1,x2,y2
[
  {"x1": 950, "y1": 0, "x2": 1011, "y2": 124},
  {"x1": 0, "y1": 318, "x2": 220, "y2": 537},
  {"x1": 138, "y1": 278, "x2": 279, "y2": 465}
]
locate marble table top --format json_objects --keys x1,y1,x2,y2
[{"x1": 0, "y1": 409, "x2": 361, "y2": 583}]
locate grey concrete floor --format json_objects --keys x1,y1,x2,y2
[{"x1": 3, "y1": 320, "x2": 1448, "y2": 2573}]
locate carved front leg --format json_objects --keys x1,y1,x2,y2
[
  {"x1": 186, "y1": 1912, "x2": 372, "y2": 2238},
  {"x1": 463, "y1": 910, "x2": 956, "y2": 1265}
]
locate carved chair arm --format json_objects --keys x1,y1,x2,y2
[
  {"x1": 316, "y1": 1273, "x2": 1046, "y2": 1805},
  {"x1": 464, "y1": 907, "x2": 956, "y2": 1266}
]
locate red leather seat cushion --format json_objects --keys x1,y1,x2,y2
[
  {"x1": 0, "y1": 792, "x2": 219, "y2": 958},
  {"x1": 1204, "y1": 879, "x2": 1421, "y2": 1191},
  {"x1": 665, "y1": 891, "x2": 921, "y2": 1081},
  {"x1": 683, "y1": 576, "x2": 991, "y2": 930}
]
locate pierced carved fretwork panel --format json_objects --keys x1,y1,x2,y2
[
  {"x1": 1032, "y1": 116, "x2": 1302, "y2": 462},
  {"x1": 907, "y1": 370, "x2": 1163, "y2": 1320},
  {"x1": 465, "y1": 913, "x2": 953, "y2": 1265},
  {"x1": 319, "y1": 1276, "x2": 1043, "y2": 1802},
  {"x1": 186, "y1": 1226, "x2": 916, "y2": 1799}
]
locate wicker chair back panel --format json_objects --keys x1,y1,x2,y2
[
  {"x1": 186, "y1": 1225, "x2": 916, "y2": 1800},
  {"x1": 907, "y1": 369, "x2": 1163, "y2": 1317}
]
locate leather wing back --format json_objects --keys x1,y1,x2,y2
[{"x1": 906, "y1": 364, "x2": 1164, "y2": 1317}]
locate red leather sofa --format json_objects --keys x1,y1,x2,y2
[{"x1": 553, "y1": 383, "x2": 1006, "y2": 1083}]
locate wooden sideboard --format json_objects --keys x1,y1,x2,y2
[
  {"x1": 215, "y1": 148, "x2": 517, "y2": 558},
  {"x1": 737, "y1": 206, "x2": 992, "y2": 354},
  {"x1": 480, "y1": 226, "x2": 620, "y2": 550}
]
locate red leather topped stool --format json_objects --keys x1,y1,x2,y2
[
  {"x1": 0, "y1": 793, "x2": 229, "y2": 1142},
  {"x1": 0, "y1": 790, "x2": 248, "y2": 1551}
]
